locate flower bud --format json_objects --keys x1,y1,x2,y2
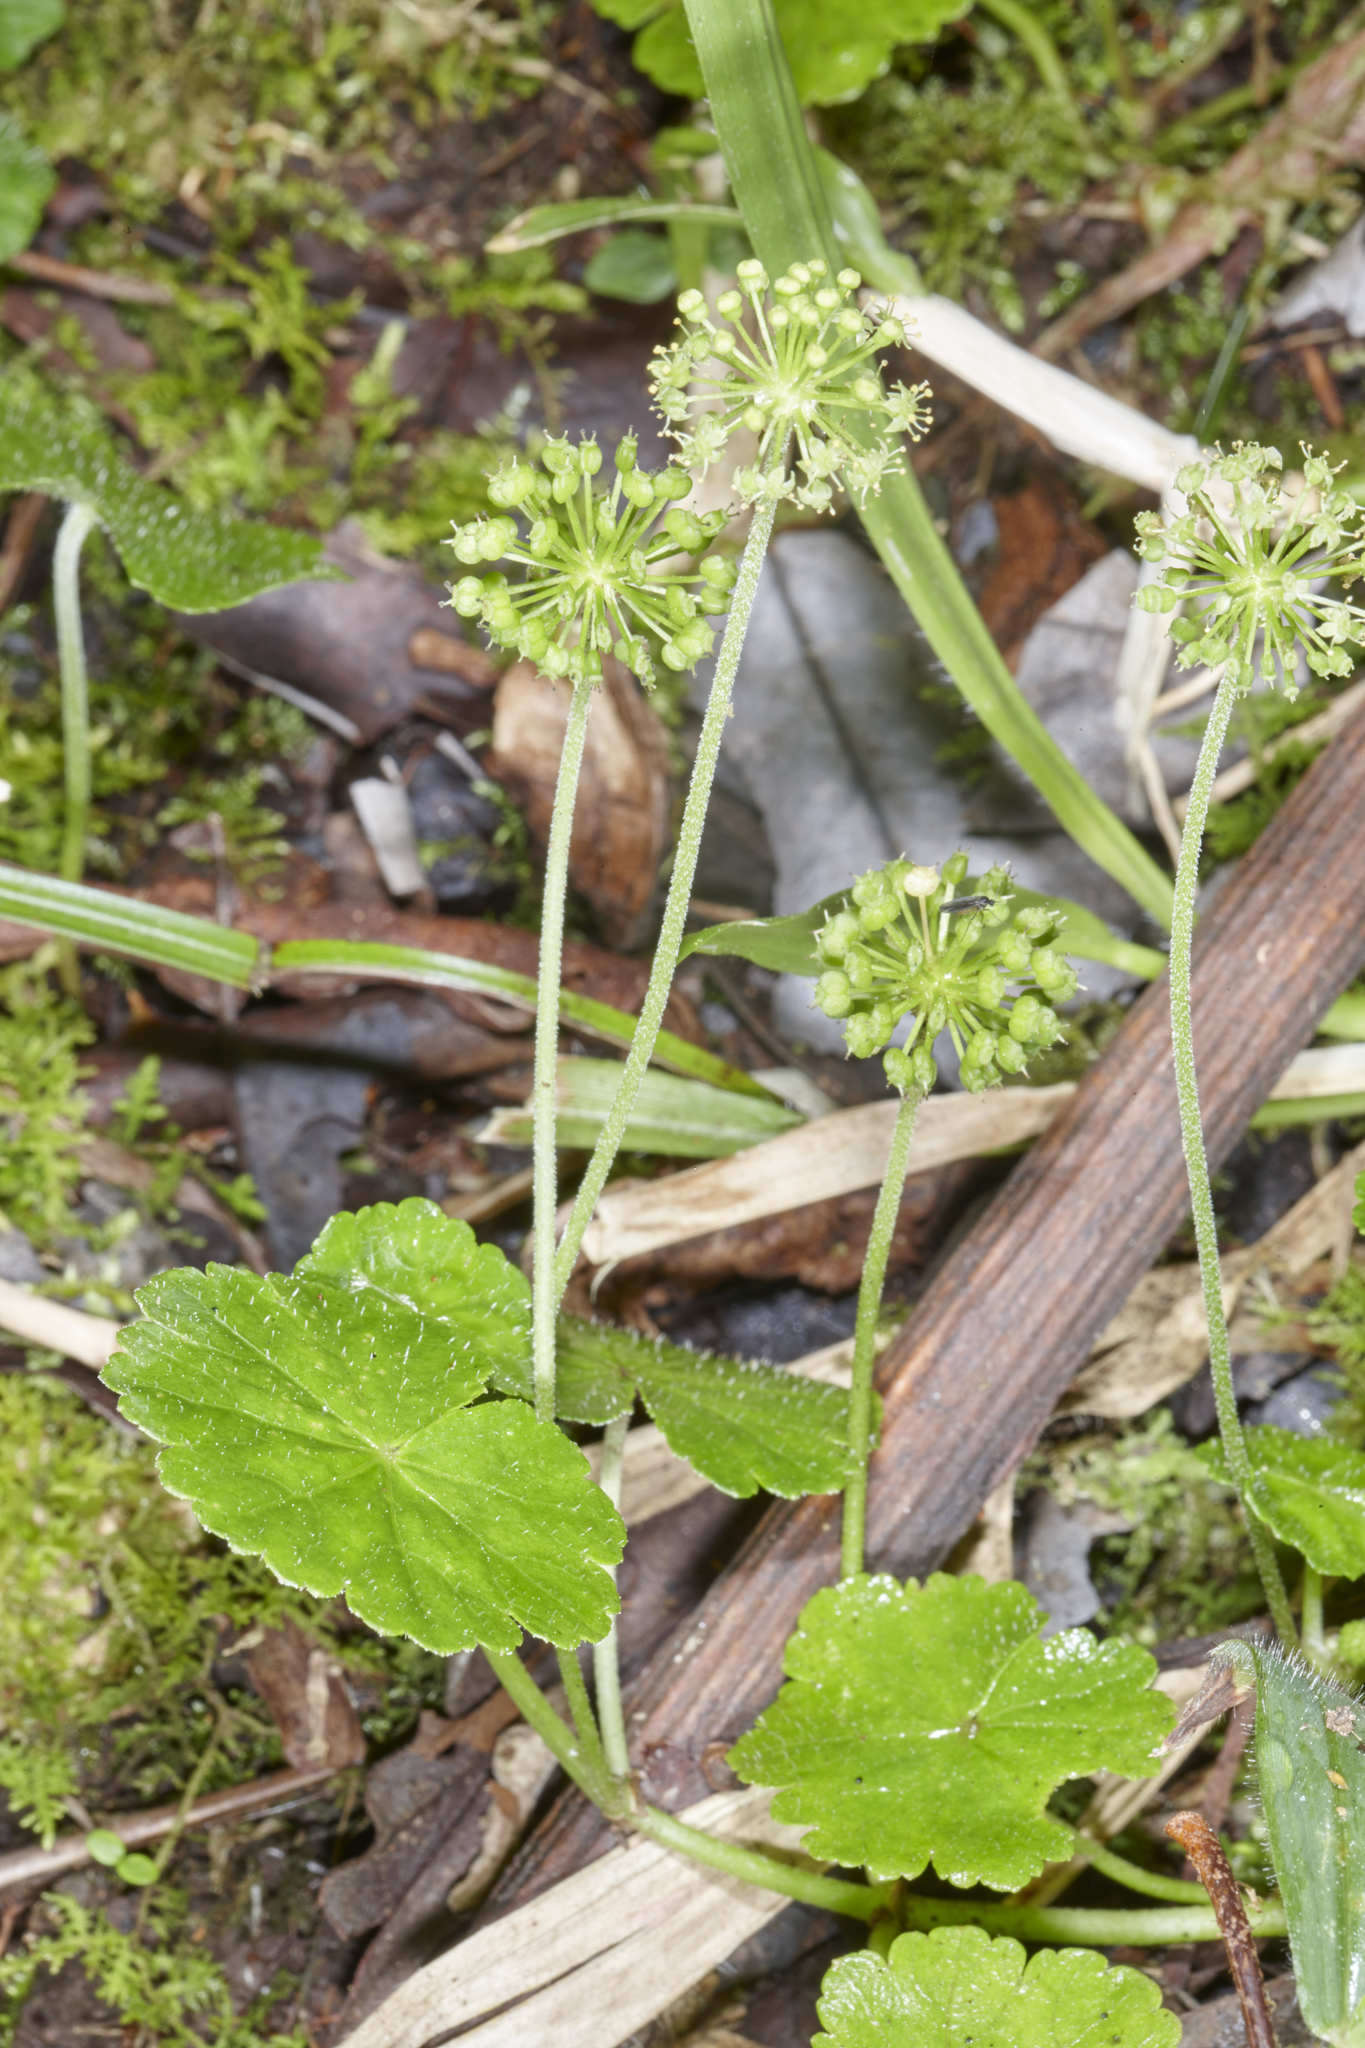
[{"x1": 814, "y1": 970, "x2": 853, "y2": 1019}]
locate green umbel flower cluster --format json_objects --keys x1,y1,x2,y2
[
  {"x1": 812, "y1": 855, "x2": 1076, "y2": 1094},
  {"x1": 1134, "y1": 442, "x2": 1365, "y2": 693},
  {"x1": 649, "y1": 259, "x2": 931, "y2": 510},
  {"x1": 446, "y1": 433, "x2": 737, "y2": 686}
]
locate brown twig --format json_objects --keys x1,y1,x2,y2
[
  {"x1": 0, "y1": 1763, "x2": 340, "y2": 1897},
  {"x1": 4, "y1": 249, "x2": 177, "y2": 306},
  {"x1": 1165, "y1": 1810, "x2": 1278, "y2": 2048},
  {"x1": 0, "y1": 492, "x2": 46, "y2": 614},
  {"x1": 1035, "y1": 19, "x2": 1365, "y2": 358}
]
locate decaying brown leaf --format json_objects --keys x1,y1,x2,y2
[{"x1": 487, "y1": 656, "x2": 671, "y2": 949}]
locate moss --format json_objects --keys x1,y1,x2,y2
[
  {"x1": 0, "y1": 961, "x2": 96, "y2": 1243},
  {"x1": 0, "y1": 1370, "x2": 440, "y2": 1829},
  {"x1": 0, "y1": 560, "x2": 313, "y2": 885},
  {"x1": 1023, "y1": 1409, "x2": 1259, "y2": 1643},
  {"x1": 1303, "y1": 1259, "x2": 1365, "y2": 1443},
  {"x1": 0, "y1": 1890, "x2": 310, "y2": 2047},
  {"x1": 0, "y1": 0, "x2": 584, "y2": 553},
  {"x1": 3, "y1": 0, "x2": 551, "y2": 212}
]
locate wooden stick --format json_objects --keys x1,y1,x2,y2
[
  {"x1": 486, "y1": 705, "x2": 1365, "y2": 1905},
  {"x1": 1165, "y1": 1810, "x2": 1278, "y2": 2048}
]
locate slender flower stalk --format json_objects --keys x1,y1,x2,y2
[
  {"x1": 54, "y1": 501, "x2": 98, "y2": 994},
  {"x1": 1135, "y1": 441, "x2": 1365, "y2": 1645},
  {"x1": 554, "y1": 261, "x2": 931, "y2": 1297},
  {"x1": 552, "y1": 483, "x2": 779, "y2": 1295},
  {"x1": 449, "y1": 261, "x2": 932, "y2": 1801},
  {"x1": 446, "y1": 437, "x2": 736, "y2": 1427},
  {"x1": 812, "y1": 855, "x2": 1076, "y2": 1575},
  {"x1": 529, "y1": 670, "x2": 594, "y2": 1425},
  {"x1": 1168, "y1": 665, "x2": 1294, "y2": 1642},
  {"x1": 842, "y1": 1086, "x2": 920, "y2": 1578},
  {"x1": 592, "y1": 1412, "x2": 632, "y2": 1784}
]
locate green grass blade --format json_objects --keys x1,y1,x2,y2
[
  {"x1": 681, "y1": 0, "x2": 1174, "y2": 930},
  {"x1": 0, "y1": 863, "x2": 259, "y2": 986},
  {"x1": 488, "y1": 194, "x2": 741, "y2": 253},
  {"x1": 268, "y1": 938, "x2": 772, "y2": 1096},
  {"x1": 0, "y1": 872, "x2": 769, "y2": 1096}
]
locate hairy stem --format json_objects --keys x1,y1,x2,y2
[
  {"x1": 556, "y1": 1646, "x2": 612, "y2": 1805},
  {"x1": 482, "y1": 1646, "x2": 619, "y2": 1813},
  {"x1": 1074, "y1": 1832, "x2": 1222, "y2": 1907},
  {"x1": 531, "y1": 669, "x2": 596, "y2": 1424},
  {"x1": 486, "y1": 1652, "x2": 890, "y2": 1914},
  {"x1": 633, "y1": 1804, "x2": 893, "y2": 1921},
  {"x1": 1170, "y1": 667, "x2": 1296, "y2": 1643},
  {"x1": 841, "y1": 1086, "x2": 921, "y2": 1579},
  {"x1": 899, "y1": 1891, "x2": 1287, "y2": 1948},
  {"x1": 593, "y1": 1412, "x2": 632, "y2": 1783},
  {"x1": 553, "y1": 491, "x2": 780, "y2": 1297},
  {"x1": 54, "y1": 501, "x2": 98, "y2": 994},
  {"x1": 1300, "y1": 1561, "x2": 1327, "y2": 1668}
]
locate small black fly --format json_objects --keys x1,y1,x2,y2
[{"x1": 940, "y1": 895, "x2": 994, "y2": 916}]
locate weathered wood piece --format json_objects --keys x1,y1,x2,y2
[{"x1": 493, "y1": 706, "x2": 1365, "y2": 1904}]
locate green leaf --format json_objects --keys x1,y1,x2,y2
[
  {"x1": 104, "y1": 1199, "x2": 625, "y2": 1654},
  {"x1": 484, "y1": 1056, "x2": 801, "y2": 1157},
  {"x1": 84, "y1": 1831, "x2": 127, "y2": 1869},
  {"x1": 814, "y1": 1927, "x2": 1180, "y2": 2048},
  {"x1": 1213, "y1": 1638, "x2": 1365, "y2": 2045},
  {"x1": 487, "y1": 193, "x2": 741, "y2": 254},
  {"x1": 680, "y1": 899, "x2": 832, "y2": 975},
  {"x1": 598, "y1": 0, "x2": 968, "y2": 105},
  {"x1": 1203, "y1": 1425, "x2": 1365, "y2": 1578},
  {"x1": 584, "y1": 229, "x2": 678, "y2": 303},
  {"x1": 728, "y1": 1573, "x2": 1170, "y2": 1888},
  {"x1": 0, "y1": 0, "x2": 63, "y2": 70},
  {"x1": 1355, "y1": 1168, "x2": 1365, "y2": 1235},
  {"x1": 629, "y1": 1333, "x2": 862, "y2": 1496},
  {"x1": 116, "y1": 1854, "x2": 157, "y2": 1887},
  {"x1": 494, "y1": 1317, "x2": 865, "y2": 1497},
  {"x1": 0, "y1": 370, "x2": 338, "y2": 611},
  {"x1": 0, "y1": 116, "x2": 54, "y2": 261}
]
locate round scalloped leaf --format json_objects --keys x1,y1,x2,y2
[
  {"x1": 814, "y1": 1927, "x2": 1180, "y2": 2048},
  {"x1": 728, "y1": 1573, "x2": 1170, "y2": 1889},
  {"x1": 1204, "y1": 1425, "x2": 1365, "y2": 1578},
  {"x1": 0, "y1": 368, "x2": 338, "y2": 610},
  {"x1": 293, "y1": 1197, "x2": 533, "y2": 1382},
  {"x1": 0, "y1": 117, "x2": 54, "y2": 262},
  {"x1": 104, "y1": 1202, "x2": 622, "y2": 1653},
  {"x1": 495, "y1": 1317, "x2": 863, "y2": 1496}
]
